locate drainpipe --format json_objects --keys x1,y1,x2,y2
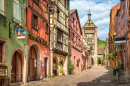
[{"x1": 125, "y1": 0, "x2": 128, "y2": 71}]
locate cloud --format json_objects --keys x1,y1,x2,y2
[{"x1": 70, "y1": 0, "x2": 120, "y2": 40}]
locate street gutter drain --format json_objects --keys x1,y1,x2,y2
[{"x1": 100, "y1": 80, "x2": 111, "y2": 83}]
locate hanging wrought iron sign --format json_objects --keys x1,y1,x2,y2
[{"x1": 15, "y1": 23, "x2": 27, "y2": 39}]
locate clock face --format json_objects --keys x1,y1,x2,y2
[{"x1": 88, "y1": 34, "x2": 91, "y2": 37}]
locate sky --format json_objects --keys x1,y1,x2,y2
[{"x1": 70, "y1": 0, "x2": 120, "y2": 41}]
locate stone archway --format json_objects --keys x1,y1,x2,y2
[
  {"x1": 28, "y1": 42, "x2": 41, "y2": 81},
  {"x1": 10, "y1": 48, "x2": 26, "y2": 84}
]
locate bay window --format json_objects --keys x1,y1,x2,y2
[
  {"x1": 0, "y1": 0, "x2": 5, "y2": 15},
  {"x1": 13, "y1": 0, "x2": 22, "y2": 23}
]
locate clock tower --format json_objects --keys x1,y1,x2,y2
[{"x1": 82, "y1": 10, "x2": 98, "y2": 66}]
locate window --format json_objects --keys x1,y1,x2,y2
[
  {"x1": 13, "y1": 0, "x2": 22, "y2": 23},
  {"x1": 65, "y1": 16, "x2": 67, "y2": 27},
  {"x1": 65, "y1": 38, "x2": 68, "y2": 45},
  {"x1": 76, "y1": 36, "x2": 78, "y2": 45},
  {"x1": 87, "y1": 39, "x2": 91, "y2": 42},
  {"x1": 72, "y1": 33, "x2": 74, "y2": 42},
  {"x1": 34, "y1": 0, "x2": 39, "y2": 5},
  {"x1": 64, "y1": 0, "x2": 66, "y2": 8},
  {"x1": 57, "y1": 9, "x2": 60, "y2": 21},
  {"x1": 79, "y1": 39, "x2": 80, "y2": 45},
  {"x1": 33, "y1": 14, "x2": 38, "y2": 29},
  {"x1": 76, "y1": 21, "x2": 77, "y2": 30},
  {"x1": 46, "y1": 3, "x2": 49, "y2": 13},
  {"x1": 73, "y1": 18, "x2": 75, "y2": 27},
  {"x1": 88, "y1": 34, "x2": 92, "y2": 37},
  {"x1": 0, "y1": 43, "x2": 2, "y2": 63},
  {"x1": 0, "y1": 0, "x2": 5, "y2": 15},
  {"x1": 57, "y1": 31, "x2": 62, "y2": 42},
  {"x1": 74, "y1": 56, "x2": 75, "y2": 66},
  {"x1": 46, "y1": 24, "x2": 48, "y2": 34}
]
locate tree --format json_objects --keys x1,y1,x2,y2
[{"x1": 98, "y1": 57, "x2": 101, "y2": 64}]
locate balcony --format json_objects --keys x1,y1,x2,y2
[{"x1": 55, "y1": 41, "x2": 63, "y2": 51}]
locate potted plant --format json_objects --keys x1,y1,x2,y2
[
  {"x1": 59, "y1": 65, "x2": 63, "y2": 76},
  {"x1": 113, "y1": 67, "x2": 117, "y2": 76},
  {"x1": 68, "y1": 58, "x2": 74, "y2": 74}
]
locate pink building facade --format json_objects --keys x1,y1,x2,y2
[{"x1": 69, "y1": 9, "x2": 82, "y2": 73}]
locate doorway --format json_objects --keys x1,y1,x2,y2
[
  {"x1": 44, "y1": 58, "x2": 48, "y2": 78},
  {"x1": 28, "y1": 46, "x2": 37, "y2": 81},
  {"x1": 11, "y1": 51, "x2": 22, "y2": 83}
]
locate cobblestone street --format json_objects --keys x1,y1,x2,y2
[{"x1": 22, "y1": 66, "x2": 130, "y2": 86}]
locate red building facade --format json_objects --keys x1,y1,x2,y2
[
  {"x1": 69, "y1": 9, "x2": 82, "y2": 73},
  {"x1": 26, "y1": 0, "x2": 50, "y2": 80}
]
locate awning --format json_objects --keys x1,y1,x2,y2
[
  {"x1": 115, "y1": 37, "x2": 128, "y2": 43},
  {"x1": 115, "y1": 40, "x2": 126, "y2": 43}
]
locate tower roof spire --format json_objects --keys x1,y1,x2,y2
[{"x1": 88, "y1": 9, "x2": 91, "y2": 15}]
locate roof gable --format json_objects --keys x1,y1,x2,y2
[
  {"x1": 70, "y1": 9, "x2": 82, "y2": 35},
  {"x1": 83, "y1": 19, "x2": 97, "y2": 28}
]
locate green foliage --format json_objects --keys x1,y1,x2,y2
[
  {"x1": 53, "y1": 63, "x2": 57, "y2": 71},
  {"x1": 68, "y1": 58, "x2": 74, "y2": 74},
  {"x1": 108, "y1": 51, "x2": 117, "y2": 60},
  {"x1": 113, "y1": 68, "x2": 117, "y2": 76},
  {"x1": 97, "y1": 38, "x2": 106, "y2": 47},
  {"x1": 59, "y1": 65, "x2": 63, "y2": 73},
  {"x1": 48, "y1": 74, "x2": 52, "y2": 78},
  {"x1": 98, "y1": 57, "x2": 101, "y2": 64}
]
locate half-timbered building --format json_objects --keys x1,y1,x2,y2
[
  {"x1": 82, "y1": 10, "x2": 98, "y2": 66},
  {"x1": 50, "y1": 0, "x2": 70, "y2": 76}
]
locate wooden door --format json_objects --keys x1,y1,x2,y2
[
  {"x1": 29, "y1": 46, "x2": 37, "y2": 81},
  {"x1": 11, "y1": 52, "x2": 22, "y2": 83},
  {"x1": 44, "y1": 58, "x2": 47, "y2": 78},
  {"x1": 0, "y1": 43, "x2": 2, "y2": 63}
]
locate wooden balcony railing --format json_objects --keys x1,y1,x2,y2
[{"x1": 55, "y1": 41, "x2": 63, "y2": 51}]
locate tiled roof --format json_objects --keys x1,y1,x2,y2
[
  {"x1": 70, "y1": 9, "x2": 76, "y2": 14},
  {"x1": 98, "y1": 47, "x2": 105, "y2": 55}
]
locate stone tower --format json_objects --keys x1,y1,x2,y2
[{"x1": 82, "y1": 10, "x2": 97, "y2": 66}]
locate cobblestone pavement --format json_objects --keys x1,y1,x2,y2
[{"x1": 22, "y1": 66, "x2": 130, "y2": 86}]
